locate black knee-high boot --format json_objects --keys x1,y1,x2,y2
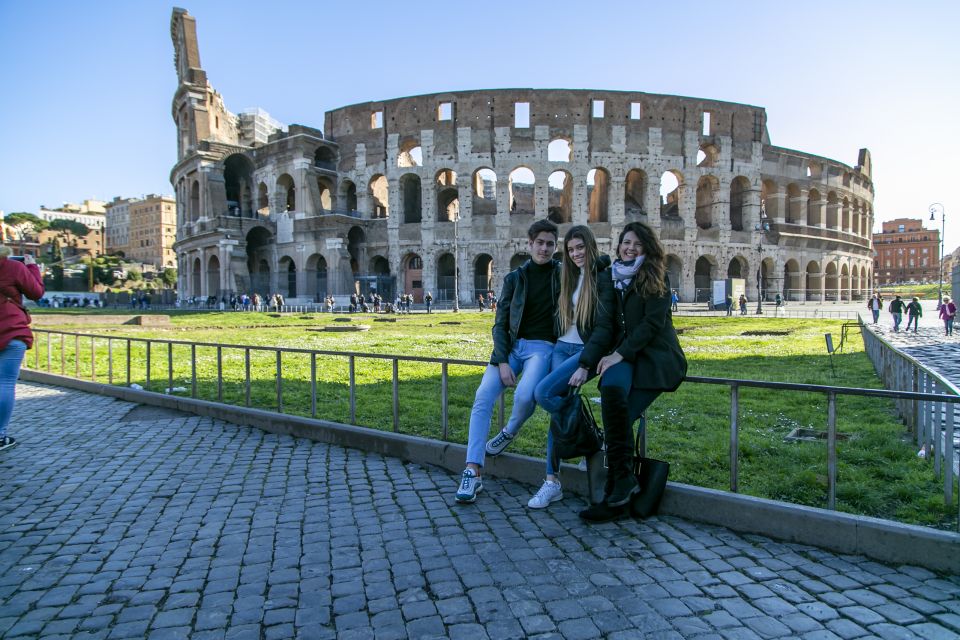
[{"x1": 600, "y1": 385, "x2": 639, "y2": 507}]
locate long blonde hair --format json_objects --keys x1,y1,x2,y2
[
  {"x1": 558, "y1": 225, "x2": 600, "y2": 334},
  {"x1": 617, "y1": 222, "x2": 668, "y2": 298}
]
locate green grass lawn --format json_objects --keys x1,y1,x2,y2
[{"x1": 28, "y1": 309, "x2": 958, "y2": 529}]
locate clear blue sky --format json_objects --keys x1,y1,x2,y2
[{"x1": 2, "y1": 1, "x2": 958, "y2": 249}]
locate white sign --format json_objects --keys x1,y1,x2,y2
[{"x1": 325, "y1": 238, "x2": 343, "y2": 250}]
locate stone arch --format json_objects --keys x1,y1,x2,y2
[
  {"x1": 400, "y1": 173, "x2": 422, "y2": 223},
  {"x1": 402, "y1": 252, "x2": 423, "y2": 301},
  {"x1": 624, "y1": 169, "x2": 647, "y2": 220},
  {"x1": 371, "y1": 255, "x2": 390, "y2": 274},
  {"x1": 257, "y1": 182, "x2": 269, "y2": 215},
  {"x1": 277, "y1": 173, "x2": 296, "y2": 212},
  {"x1": 191, "y1": 257, "x2": 201, "y2": 295},
  {"x1": 784, "y1": 259, "x2": 800, "y2": 301},
  {"x1": 826, "y1": 192, "x2": 839, "y2": 229},
  {"x1": 369, "y1": 175, "x2": 388, "y2": 219},
  {"x1": 759, "y1": 257, "x2": 775, "y2": 301},
  {"x1": 347, "y1": 226, "x2": 365, "y2": 275},
  {"x1": 314, "y1": 146, "x2": 336, "y2": 170},
  {"x1": 659, "y1": 170, "x2": 682, "y2": 218},
  {"x1": 317, "y1": 176, "x2": 334, "y2": 212},
  {"x1": 841, "y1": 197, "x2": 851, "y2": 233},
  {"x1": 190, "y1": 180, "x2": 200, "y2": 222},
  {"x1": 695, "y1": 175, "x2": 719, "y2": 229},
  {"x1": 340, "y1": 179, "x2": 358, "y2": 212},
  {"x1": 841, "y1": 263, "x2": 851, "y2": 301},
  {"x1": 510, "y1": 253, "x2": 530, "y2": 270},
  {"x1": 472, "y1": 168, "x2": 497, "y2": 216},
  {"x1": 306, "y1": 254, "x2": 328, "y2": 300},
  {"x1": 277, "y1": 256, "x2": 297, "y2": 299},
  {"x1": 474, "y1": 254, "x2": 494, "y2": 297},
  {"x1": 548, "y1": 170, "x2": 573, "y2": 223},
  {"x1": 729, "y1": 176, "x2": 750, "y2": 231},
  {"x1": 206, "y1": 254, "x2": 220, "y2": 296},
  {"x1": 587, "y1": 167, "x2": 609, "y2": 223},
  {"x1": 223, "y1": 154, "x2": 254, "y2": 217},
  {"x1": 694, "y1": 255, "x2": 718, "y2": 301},
  {"x1": 727, "y1": 255, "x2": 747, "y2": 279},
  {"x1": 824, "y1": 262, "x2": 839, "y2": 301},
  {"x1": 860, "y1": 265, "x2": 868, "y2": 297},
  {"x1": 509, "y1": 167, "x2": 535, "y2": 215},
  {"x1": 666, "y1": 255, "x2": 683, "y2": 292},
  {"x1": 807, "y1": 188, "x2": 822, "y2": 226},
  {"x1": 245, "y1": 226, "x2": 272, "y2": 294},
  {"x1": 437, "y1": 253, "x2": 456, "y2": 302},
  {"x1": 697, "y1": 143, "x2": 720, "y2": 168},
  {"x1": 436, "y1": 169, "x2": 458, "y2": 222},
  {"x1": 786, "y1": 183, "x2": 801, "y2": 224},
  {"x1": 548, "y1": 138, "x2": 572, "y2": 162},
  {"x1": 806, "y1": 261, "x2": 821, "y2": 301},
  {"x1": 760, "y1": 180, "x2": 779, "y2": 220},
  {"x1": 398, "y1": 139, "x2": 422, "y2": 168}
]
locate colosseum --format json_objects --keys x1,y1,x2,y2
[{"x1": 170, "y1": 8, "x2": 874, "y2": 306}]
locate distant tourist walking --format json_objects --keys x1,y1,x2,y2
[
  {"x1": 424, "y1": 291, "x2": 433, "y2": 314},
  {"x1": 889, "y1": 295, "x2": 905, "y2": 332},
  {"x1": 671, "y1": 289, "x2": 679, "y2": 312},
  {"x1": 867, "y1": 292, "x2": 883, "y2": 324},
  {"x1": 738, "y1": 294, "x2": 748, "y2": 315},
  {"x1": 906, "y1": 296, "x2": 922, "y2": 333},
  {"x1": 939, "y1": 296, "x2": 956, "y2": 336},
  {"x1": 0, "y1": 248, "x2": 45, "y2": 451}
]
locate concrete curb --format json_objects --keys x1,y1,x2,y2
[{"x1": 21, "y1": 369, "x2": 960, "y2": 574}]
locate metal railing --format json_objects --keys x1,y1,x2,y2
[
  {"x1": 860, "y1": 315, "x2": 960, "y2": 489},
  {"x1": 24, "y1": 328, "x2": 959, "y2": 529}
]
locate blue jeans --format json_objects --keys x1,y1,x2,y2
[
  {"x1": 0, "y1": 340, "x2": 27, "y2": 438},
  {"x1": 534, "y1": 341, "x2": 591, "y2": 476},
  {"x1": 946, "y1": 317, "x2": 955, "y2": 335},
  {"x1": 892, "y1": 313, "x2": 902, "y2": 331},
  {"x1": 871, "y1": 309, "x2": 880, "y2": 323},
  {"x1": 466, "y1": 339, "x2": 554, "y2": 468},
  {"x1": 907, "y1": 315, "x2": 919, "y2": 332},
  {"x1": 599, "y1": 360, "x2": 662, "y2": 440}
]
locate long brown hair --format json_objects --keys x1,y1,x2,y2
[
  {"x1": 558, "y1": 225, "x2": 600, "y2": 334},
  {"x1": 617, "y1": 221, "x2": 667, "y2": 298}
]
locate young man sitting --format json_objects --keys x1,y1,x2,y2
[{"x1": 456, "y1": 219, "x2": 560, "y2": 503}]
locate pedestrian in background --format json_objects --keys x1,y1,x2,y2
[
  {"x1": 906, "y1": 296, "x2": 922, "y2": 333},
  {"x1": 0, "y1": 248, "x2": 45, "y2": 451},
  {"x1": 939, "y1": 296, "x2": 956, "y2": 336},
  {"x1": 738, "y1": 294, "x2": 747, "y2": 315},
  {"x1": 889, "y1": 295, "x2": 905, "y2": 332},
  {"x1": 867, "y1": 292, "x2": 882, "y2": 323}
]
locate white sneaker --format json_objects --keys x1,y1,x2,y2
[
  {"x1": 527, "y1": 479, "x2": 563, "y2": 509},
  {"x1": 455, "y1": 468, "x2": 483, "y2": 503}
]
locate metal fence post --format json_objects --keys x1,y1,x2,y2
[
  {"x1": 441, "y1": 362, "x2": 449, "y2": 441},
  {"x1": 349, "y1": 355, "x2": 356, "y2": 424},
  {"x1": 191, "y1": 344, "x2": 197, "y2": 398},
  {"x1": 276, "y1": 350, "x2": 283, "y2": 413},
  {"x1": 167, "y1": 342, "x2": 174, "y2": 395},
  {"x1": 730, "y1": 383, "x2": 739, "y2": 493},
  {"x1": 145, "y1": 340, "x2": 151, "y2": 390},
  {"x1": 244, "y1": 348, "x2": 251, "y2": 407},
  {"x1": 392, "y1": 358, "x2": 399, "y2": 433},
  {"x1": 216, "y1": 346, "x2": 223, "y2": 403},
  {"x1": 311, "y1": 353, "x2": 317, "y2": 418},
  {"x1": 827, "y1": 391, "x2": 837, "y2": 510}
]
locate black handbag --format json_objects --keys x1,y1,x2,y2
[
  {"x1": 630, "y1": 420, "x2": 670, "y2": 519},
  {"x1": 551, "y1": 387, "x2": 603, "y2": 460}
]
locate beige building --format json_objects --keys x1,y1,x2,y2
[
  {"x1": 127, "y1": 195, "x2": 177, "y2": 268},
  {"x1": 104, "y1": 196, "x2": 134, "y2": 256}
]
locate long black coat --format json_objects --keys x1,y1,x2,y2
[{"x1": 612, "y1": 276, "x2": 687, "y2": 391}]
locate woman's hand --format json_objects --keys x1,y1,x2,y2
[
  {"x1": 567, "y1": 366, "x2": 588, "y2": 387},
  {"x1": 596, "y1": 351, "x2": 623, "y2": 376}
]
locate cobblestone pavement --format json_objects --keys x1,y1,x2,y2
[{"x1": 1, "y1": 383, "x2": 959, "y2": 640}]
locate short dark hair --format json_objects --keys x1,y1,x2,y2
[{"x1": 527, "y1": 219, "x2": 558, "y2": 241}]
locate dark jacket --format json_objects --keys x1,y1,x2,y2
[
  {"x1": 573, "y1": 255, "x2": 617, "y2": 372},
  {"x1": 490, "y1": 259, "x2": 561, "y2": 365},
  {"x1": 907, "y1": 301, "x2": 922, "y2": 317},
  {"x1": 612, "y1": 275, "x2": 687, "y2": 392},
  {"x1": 889, "y1": 298, "x2": 905, "y2": 313}
]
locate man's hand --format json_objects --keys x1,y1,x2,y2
[
  {"x1": 567, "y1": 366, "x2": 588, "y2": 387},
  {"x1": 596, "y1": 351, "x2": 624, "y2": 376},
  {"x1": 498, "y1": 363, "x2": 517, "y2": 387}
]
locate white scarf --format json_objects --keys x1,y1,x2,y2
[{"x1": 611, "y1": 256, "x2": 645, "y2": 290}]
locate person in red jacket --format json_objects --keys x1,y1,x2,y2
[{"x1": 0, "y1": 247, "x2": 45, "y2": 451}]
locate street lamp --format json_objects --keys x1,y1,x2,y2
[
  {"x1": 929, "y1": 203, "x2": 946, "y2": 304},
  {"x1": 755, "y1": 222, "x2": 769, "y2": 314},
  {"x1": 452, "y1": 212, "x2": 460, "y2": 312}
]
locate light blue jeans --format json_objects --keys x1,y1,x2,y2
[
  {"x1": 534, "y1": 341, "x2": 592, "y2": 476},
  {"x1": 466, "y1": 339, "x2": 554, "y2": 468},
  {"x1": 0, "y1": 340, "x2": 27, "y2": 438}
]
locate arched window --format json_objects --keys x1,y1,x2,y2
[
  {"x1": 400, "y1": 174, "x2": 422, "y2": 223},
  {"x1": 695, "y1": 176, "x2": 719, "y2": 229},
  {"x1": 659, "y1": 171, "x2": 681, "y2": 218},
  {"x1": 729, "y1": 177, "x2": 749, "y2": 231},
  {"x1": 472, "y1": 168, "x2": 497, "y2": 216},
  {"x1": 369, "y1": 175, "x2": 388, "y2": 218},
  {"x1": 509, "y1": 168, "x2": 535, "y2": 215},
  {"x1": 587, "y1": 168, "x2": 609, "y2": 223},
  {"x1": 277, "y1": 174, "x2": 296, "y2": 212},
  {"x1": 548, "y1": 138, "x2": 571, "y2": 162},
  {"x1": 548, "y1": 170, "x2": 572, "y2": 223},
  {"x1": 398, "y1": 139, "x2": 422, "y2": 167},
  {"x1": 625, "y1": 169, "x2": 646, "y2": 220}
]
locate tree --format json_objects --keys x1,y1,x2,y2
[
  {"x1": 127, "y1": 267, "x2": 143, "y2": 282},
  {"x1": 48, "y1": 219, "x2": 90, "y2": 237},
  {"x1": 161, "y1": 267, "x2": 178, "y2": 287}
]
